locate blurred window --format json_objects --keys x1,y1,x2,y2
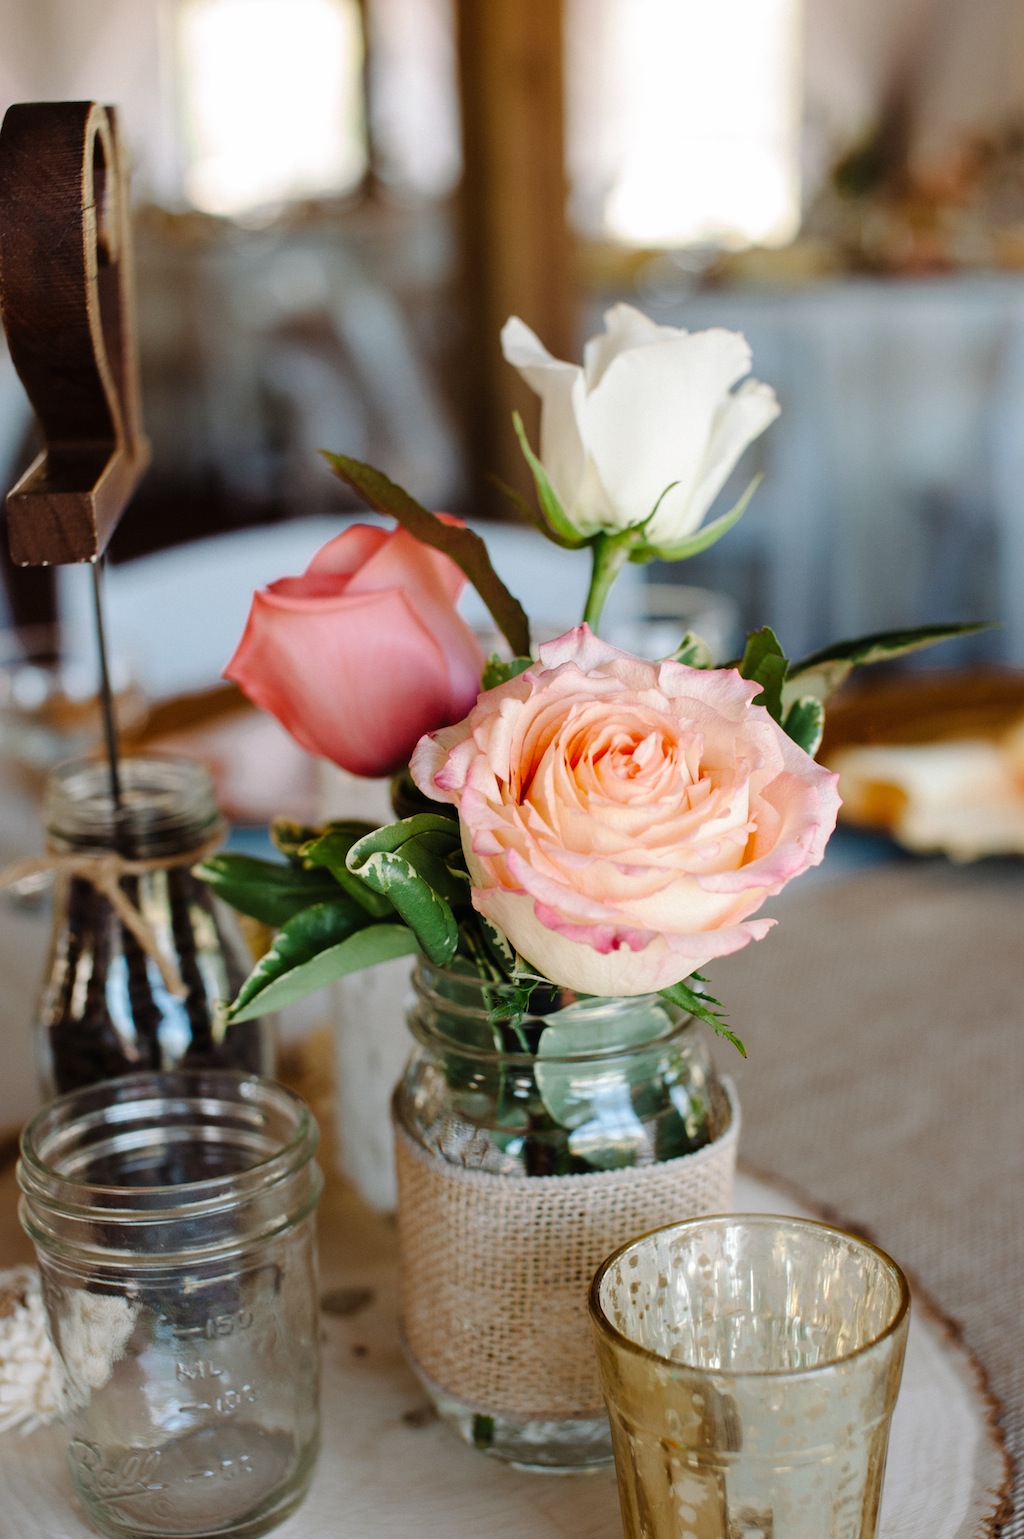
[
  {"x1": 177, "y1": 0, "x2": 368, "y2": 216},
  {"x1": 566, "y1": 0, "x2": 803, "y2": 249},
  {"x1": 364, "y1": 0, "x2": 461, "y2": 198}
]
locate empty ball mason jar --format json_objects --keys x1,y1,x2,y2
[{"x1": 18, "y1": 1070, "x2": 323, "y2": 1539}]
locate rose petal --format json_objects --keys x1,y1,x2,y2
[
  {"x1": 228, "y1": 588, "x2": 465, "y2": 777},
  {"x1": 305, "y1": 523, "x2": 391, "y2": 579},
  {"x1": 582, "y1": 303, "x2": 685, "y2": 389},
  {"x1": 648, "y1": 378, "x2": 781, "y2": 547},
  {"x1": 500, "y1": 316, "x2": 588, "y2": 514},
  {"x1": 472, "y1": 885, "x2": 775, "y2": 996},
  {"x1": 583, "y1": 328, "x2": 757, "y2": 532}
]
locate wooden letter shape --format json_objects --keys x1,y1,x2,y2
[{"x1": 0, "y1": 100, "x2": 150, "y2": 565}]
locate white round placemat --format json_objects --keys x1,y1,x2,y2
[{"x1": 0, "y1": 1166, "x2": 1008, "y2": 1539}]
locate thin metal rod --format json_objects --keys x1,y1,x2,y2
[{"x1": 90, "y1": 556, "x2": 123, "y2": 812}]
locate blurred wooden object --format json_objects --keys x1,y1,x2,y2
[
  {"x1": 454, "y1": 0, "x2": 575, "y2": 516},
  {"x1": 820, "y1": 667, "x2": 1024, "y2": 854},
  {"x1": 820, "y1": 667, "x2": 1024, "y2": 755},
  {"x1": 0, "y1": 101, "x2": 150, "y2": 567}
]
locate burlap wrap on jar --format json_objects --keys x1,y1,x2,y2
[{"x1": 393, "y1": 1080, "x2": 739, "y2": 1420}]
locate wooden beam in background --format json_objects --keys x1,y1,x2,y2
[{"x1": 454, "y1": 0, "x2": 575, "y2": 518}]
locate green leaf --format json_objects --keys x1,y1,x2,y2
[
  {"x1": 300, "y1": 826, "x2": 394, "y2": 917},
  {"x1": 480, "y1": 916, "x2": 515, "y2": 972},
  {"x1": 230, "y1": 921, "x2": 420, "y2": 1022},
  {"x1": 481, "y1": 653, "x2": 533, "y2": 690},
  {"x1": 270, "y1": 818, "x2": 327, "y2": 861},
  {"x1": 511, "y1": 413, "x2": 588, "y2": 549},
  {"x1": 348, "y1": 815, "x2": 465, "y2": 898},
  {"x1": 229, "y1": 900, "x2": 392, "y2": 1020},
  {"x1": 782, "y1": 696, "x2": 826, "y2": 756},
  {"x1": 666, "y1": 631, "x2": 714, "y2": 668},
  {"x1": 638, "y1": 475, "x2": 761, "y2": 564},
  {"x1": 194, "y1": 853, "x2": 343, "y2": 928},
  {"x1": 709, "y1": 1022, "x2": 748, "y2": 1058},
  {"x1": 489, "y1": 472, "x2": 573, "y2": 550},
  {"x1": 737, "y1": 626, "x2": 788, "y2": 722},
  {"x1": 658, "y1": 979, "x2": 747, "y2": 1056},
  {"x1": 782, "y1": 622, "x2": 988, "y2": 707},
  {"x1": 389, "y1": 767, "x2": 458, "y2": 822},
  {"x1": 472, "y1": 1415, "x2": 495, "y2": 1450},
  {"x1": 321, "y1": 452, "x2": 530, "y2": 657},
  {"x1": 346, "y1": 816, "x2": 464, "y2": 966},
  {"x1": 534, "y1": 999, "x2": 673, "y2": 1142}
]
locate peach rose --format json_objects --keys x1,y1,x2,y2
[
  {"x1": 226, "y1": 523, "x2": 485, "y2": 777},
  {"x1": 411, "y1": 627, "x2": 840, "y2": 995}
]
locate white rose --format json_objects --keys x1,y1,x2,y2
[{"x1": 501, "y1": 303, "x2": 780, "y2": 552}]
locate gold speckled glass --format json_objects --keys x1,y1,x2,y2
[{"x1": 589, "y1": 1214, "x2": 910, "y2": 1539}]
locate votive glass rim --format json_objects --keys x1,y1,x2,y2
[{"x1": 588, "y1": 1210, "x2": 911, "y2": 1383}]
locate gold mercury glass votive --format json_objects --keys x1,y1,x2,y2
[{"x1": 589, "y1": 1213, "x2": 910, "y2": 1539}]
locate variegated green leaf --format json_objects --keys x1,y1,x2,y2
[
  {"x1": 782, "y1": 622, "x2": 988, "y2": 708},
  {"x1": 300, "y1": 825, "x2": 393, "y2": 917},
  {"x1": 480, "y1": 916, "x2": 515, "y2": 972},
  {"x1": 346, "y1": 816, "x2": 464, "y2": 966},
  {"x1": 782, "y1": 695, "x2": 826, "y2": 757},
  {"x1": 270, "y1": 817, "x2": 327, "y2": 861},
  {"x1": 666, "y1": 631, "x2": 714, "y2": 668}
]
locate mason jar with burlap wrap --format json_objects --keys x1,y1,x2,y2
[{"x1": 392, "y1": 959, "x2": 740, "y2": 1471}]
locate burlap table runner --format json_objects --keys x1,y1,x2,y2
[
  {"x1": 394, "y1": 1082, "x2": 739, "y2": 1419},
  {"x1": 713, "y1": 854, "x2": 1021, "y2": 1533}
]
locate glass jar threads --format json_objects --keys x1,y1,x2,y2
[
  {"x1": 34, "y1": 756, "x2": 273, "y2": 1097},
  {"x1": 18, "y1": 1070, "x2": 323, "y2": 1539}
]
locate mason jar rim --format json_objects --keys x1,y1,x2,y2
[
  {"x1": 410, "y1": 957, "x2": 700, "y2": 1066},
  {"x1": 45, "y1": 753, "x2": 222, "y2": 854},
  {"x1": 18, "y1": 1070, "x2": 318, "y2": 1220},
  {"x1": 589, "y1": 1212, "x2": 911, "y2": 1381}
]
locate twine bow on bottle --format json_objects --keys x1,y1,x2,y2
[{"x1": 0, "y1": 832, "x2": 225, "y2": 1000}]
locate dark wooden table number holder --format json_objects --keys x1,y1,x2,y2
[{"x1": 0, "y1": 100, "x2": 152, "y2": 799}]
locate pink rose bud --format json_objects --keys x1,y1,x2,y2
[
  {"x1": 226, "y1": 522, "x2": 486, "y2": 778},
  {"x1": 411, "y1": 626, "x2": 841, "y2": 996}
]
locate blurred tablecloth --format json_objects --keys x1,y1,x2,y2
[{"x1": 712, "y1": 854, "x2": 1022, "y2": 1534}]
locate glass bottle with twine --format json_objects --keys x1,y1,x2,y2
[{"x1": 1, "y1": 755, "x2": 273, "y2": 1096}]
